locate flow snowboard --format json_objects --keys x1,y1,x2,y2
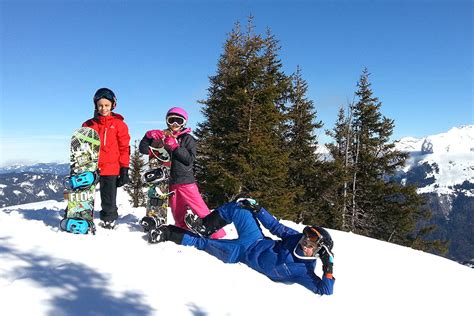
[{"x1": 60, "y1": 127, "x2": 100, "y2": 234}]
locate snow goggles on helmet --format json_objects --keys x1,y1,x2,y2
[
  {"x1": 166, "y1": 115, "x2": 186, "y2": 127},
  {"x1": 93, "y1": 88, "x2": 116, "y2": 104}
]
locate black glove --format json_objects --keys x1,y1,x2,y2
[
  {"x1": 319, "y1": 246, "x2": 334, "y2": 276},
  {"x1": 116, "y1": 167, "x2": 130, "y2": 187},
  {"x1": 236, "y1": 197, "x2": 262, "y2": 214}
]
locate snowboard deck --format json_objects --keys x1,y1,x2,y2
[
  {"x1": 62, "y1": 127, "x2": 100, "y2": 232},
  {"x1": 140, "y1": 145, "x2": 172, "y2": 232}
]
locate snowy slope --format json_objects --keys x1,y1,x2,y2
[
  {"x1": 395, "y1": 125, "x2": 474, "y2": 196},
  {"x1": 0, "y1": 189, "x2": 472, "y2": 316}
]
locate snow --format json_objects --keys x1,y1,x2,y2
[
  {"x1": 397, "y1": 126, "x2": 474, "y2": 154},
  {"x1": 395, "y1": 125, "x2": 474, "y2": 195},
  {"x1": 0, "y1": 190, "x2": 472, "y2": 316},
  {"x1": 48, "y1": 183, "x2": 58, "y2": 193},
  {"x1": 19, "y1": 181, "x2": 33, "y2": 188}
]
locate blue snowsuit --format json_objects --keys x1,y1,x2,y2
[{"x1": 180, "y1": 202, "x2": 335, "y2": 295}]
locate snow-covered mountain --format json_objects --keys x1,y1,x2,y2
[
  {"x1": 0, "y1": 172, "x2": 64, "y2": 207},
  {"x1": 0, "y1": 192, "x2": 472, "y2": 316},
  {"x1": 394, "y1": 125, "x2": 474, "y2": 264},
  {"x1": 0, "y1": 163, "x2": 68, "y2": 207},
  {"x1": 0, "y1": 162, "x2": 69, "y2": 175},
  {"x1": 395, "y1": 125, "x2": 474, "y2": 196}
]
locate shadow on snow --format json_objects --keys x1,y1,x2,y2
[
  {"x1": 1, "y1": 208, "x2": 142, "y2": 232},
  {"x1": 0, "y1": 238, "x2": 153, "y2": 316}
]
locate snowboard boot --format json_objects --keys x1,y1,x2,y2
[
  {"x1": 99, "y1": 220, "x2": 116, "y2": 230},
  {"x1": 148, "y1": 226, "x2": 166, "y2": 243},
  {"x1": 140, "y1": 216, "x2": 165, "y2": 232},
  {"x1": 148, "y1": 225, "x2": 186, "y2": 244},
  {"x1": 185, "y1": 210, "x2": 228, "y2": 237}
]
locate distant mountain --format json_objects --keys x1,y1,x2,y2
[
  {"x1": 0, "y1": 162, "x2": 69, "y2": 175},
  {"x1": 0, "y1": 163, "x2": 68, "y2": 207},
  {"x1": 394, "y1": 125, "x2": 474, "y2": 264}
]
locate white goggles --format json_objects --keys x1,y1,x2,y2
[{"x1": 166, "y1": 115, "x2": 186, "y2": 127}]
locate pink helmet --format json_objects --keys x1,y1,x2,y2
[{"x1": 166, "y1": 107, "x2": 188, "y2": 121}]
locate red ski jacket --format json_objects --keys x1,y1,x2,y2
[{"x1": 82, "y1": 113, "x2": 130, "y2": 176}]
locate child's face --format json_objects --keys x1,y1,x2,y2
[
  {"x1": 301, "y1": 243, "x2": 316, "y2": 257},
  {"x1": 96, "y1": 99, "x2": 113, "y2": 116}
]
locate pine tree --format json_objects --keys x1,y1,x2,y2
[
  {"x1": 325, "y1": 68, "x2": 441, "y2": 251},
  {"x1": 124, "y1": 141, "x2": 147, "y2": 207},
  {"x1": 285, "y1": 66, "x2": 323, "y2": 222},
  {"x1": 324, "y1": 103, "x2": 355, "y2": 230},
  {"x1": 349, "y1": 68, "x2": 410, "y2": 236},
  {"x1": 195, "y1": 17, "x2": 293, "y2": 216}
]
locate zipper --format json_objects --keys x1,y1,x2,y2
[{"x1": 104, "y1": 128, "x2": 108, "y2": 147}]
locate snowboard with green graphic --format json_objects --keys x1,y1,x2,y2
[{"x1": 61, "y1": 127, "x2": 100, "y2": 233}]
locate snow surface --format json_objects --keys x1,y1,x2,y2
[{"x1": 0, "y1": 189, "x2": 472, "y2": 316}]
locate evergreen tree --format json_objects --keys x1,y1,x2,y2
[
  {"x1": 125, "y1": 141, "x2": 146, "y2": 207},
  {"x1": 324, "y1": 103, "x2": 355, "y2": 230},
  {"x1": 325, "y1": 68, "x2": 440, "y2": 251},
  {"x1": 349, "y1": 68, "x2": 410, "y2": 236},
  {"x1": 195, "y1": 17, "x2": 293, "y2": 217},
  {"x1": 285, "y1": 66, "x2": 323, "y2": 222}
]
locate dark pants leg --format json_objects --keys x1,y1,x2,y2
[{"x1": 99, "y1": 175, "x2": 118, "y2": 221}]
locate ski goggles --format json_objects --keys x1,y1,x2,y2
[
  {"x1": 299, "y1": 226, "x2": 324, "y2": 255},
  {"x1": 166, "y1": 115, "x2": 186, "y2": 126}
]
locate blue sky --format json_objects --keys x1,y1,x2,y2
[{"x1": 0, "y1": 0, "x2": 472, "y2": 166}]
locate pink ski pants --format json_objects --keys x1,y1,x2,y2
[{"x1": 169, "y1": 183, "x2": 226, "y2": 239}]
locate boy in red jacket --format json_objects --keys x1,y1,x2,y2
[{"x1": 83, "y1": 88, "x2": 131, "y2": 229}]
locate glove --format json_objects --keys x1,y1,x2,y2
[
  {"x1": 116, "y1": 167, "x2": 130, "y2": 187},
  {"x1": 164, "y1": 136, "x2": 179, "y2": 151},
  {"x1": 319, "y1": 246, "x2": 334, "y2": 277},
  {"x1": 150, "y1": 138, "x2": 164, "y2": 148},
  {"x1": 236, "y1": 197, "x2": 262, "y2": 214},
  {"x1": 146, "y1": 129, "x2": 165, "y2": 140}
]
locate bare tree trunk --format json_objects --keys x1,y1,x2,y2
[
  {"x1": 342, "y1": 102, "x2": 354, "y2": 230},
  {"x1": 351, "y1": 132, "x2": 360, "y2": 232},
  {"x1": 246, "y1": 89, "x2": 255, "y2": 143}
]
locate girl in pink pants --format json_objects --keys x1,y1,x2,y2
[
  {"x1": 139, "y1": 107, "x2": 225, "y2": 239},
  {"x1": 169, "y1": 183, "x2": 225, "y2": 239}
]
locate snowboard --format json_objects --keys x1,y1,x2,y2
[
  {"x1": 60, "y1": 127, "x2": 100, "y2": 234},
  {"x1": 139, "y1": 142, "x2": 174, "y2": 236}
]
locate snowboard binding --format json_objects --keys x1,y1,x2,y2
[
  {"x1": 64, "y1": 170, "x2": 99, "y2": 191},
  {"x1": 60, "y1": 217, "x2": 96, "y2": 235},
  {"x1": 142, "y1": 167, "x2": 167, "y2": 184}
]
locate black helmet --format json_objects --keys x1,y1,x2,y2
[
  {"x1": 93, "y1": 88, "x2": 117, "y2": 109},
  {"x1": 293, "y1": 226, "x2": 334, "y2": 260},
  {"x1": 303, "y1": 226, "x2": 334, "y2": 251}
]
